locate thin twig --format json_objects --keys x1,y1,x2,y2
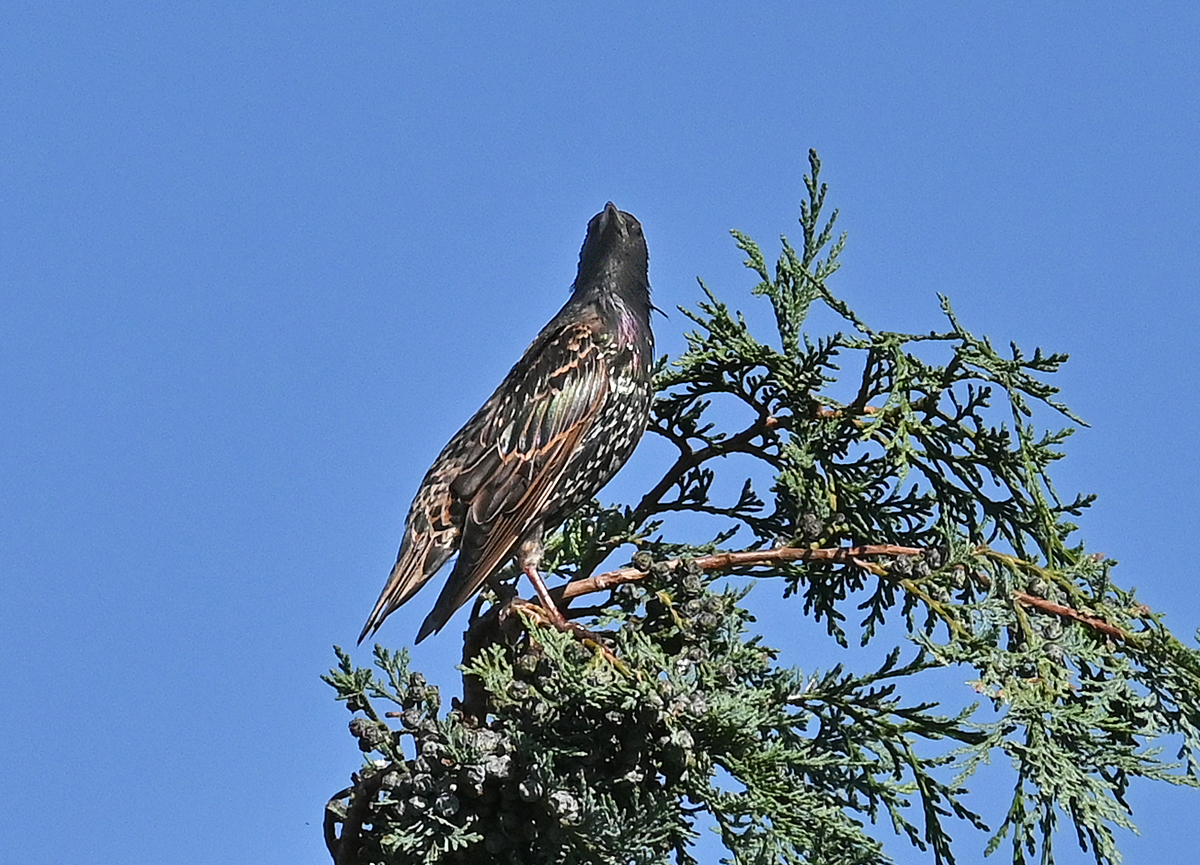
[{"x1": 633, "y1": 415, "x2": 779, "y2": 522}]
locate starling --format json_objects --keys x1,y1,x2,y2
[{"x1": 359, "y1": 203, "x2": 655, "y2": 644}]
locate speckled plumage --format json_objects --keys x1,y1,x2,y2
[{"x1": 359, "y1": 203, "x2": 655, "y2": 643}]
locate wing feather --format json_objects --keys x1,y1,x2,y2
[{"x1": 414, "y1": 320, "x2": 610, "y2": 640}]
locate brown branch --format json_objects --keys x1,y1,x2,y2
[
  {"x1": 324, "y1": 790, "x2": 349, "y2": 863},
  {"x1": 555, "y1": 541, "x2": 1137, "y2": 644},
  {"x1": 556, "y1": 543, "x2": 923, "y2": 601},
  {"x1": 815, "y1": 404, "x2": 880, "y2": 418},
  {"x1": 458, "y1": 585, "x2": 526, "y2": 723},
  {"x1": 325, "y1": 766, "x2": 390, "y2": 865},
  {"x1": 969, "y1": 550, "x2": 1137, "y2": 642},
  {"x1": 1012, "y1": 590, "x2": 1130, "y2": 641}
]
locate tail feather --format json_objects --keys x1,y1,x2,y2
[
  {"x1": 414, "y1": 564, "x2": 490, "y2": 643},
  {"x1": 414, "y1": 608, "x2": 446, "y2": 644},
  {"x1": 358, "y1": 535, "x2": 453, "y2": 644}
]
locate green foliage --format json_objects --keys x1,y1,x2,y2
[{"x1": 325, "y1": 151, "x2": 1200, "y2": 865}]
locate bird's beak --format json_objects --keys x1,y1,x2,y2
[{"x1": 603, "y1": 201, "x2": 627, "y2": 238}]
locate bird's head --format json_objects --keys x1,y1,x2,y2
[{"x1": 573, "y1": 202, "x2": 650, "y2": 298}]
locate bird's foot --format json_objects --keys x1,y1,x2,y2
[
  {"x1": 514, "y1": 563, "x2": 623, "y2": 664},
  {"x1": 506, "y1": 599, "x2": 621, "y2": 665}
]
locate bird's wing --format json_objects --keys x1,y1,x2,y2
[{"x1": 415, "y1": 318, "x2": 610, "y2": 640}]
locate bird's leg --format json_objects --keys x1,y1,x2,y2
[
  {"x1": 521, "y1": 561, "x2": 569, "y2": 627},
  {"x1": 514, "y1": 537, "x2": 618, "y2": 661},
  {"x1": 516, "y1": 536, "x2": 568, "y2": 626}
]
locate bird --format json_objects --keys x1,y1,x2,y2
[{"x1": 359, "y1": 203, "x2": 655, "y2": 644}]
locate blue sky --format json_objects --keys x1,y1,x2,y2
[{"x1": 2, "y1": 3, "x2": 1197, "y2": 863}]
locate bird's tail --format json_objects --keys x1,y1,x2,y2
[
  {"x1": 413, "y1": 565, "x2": 488, "y2": 644},
  {"x1": 357, "y1": 534, "x2": 453, "y2": 644}
]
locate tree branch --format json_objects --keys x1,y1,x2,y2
[
  {"x1": 325, "y1": 766, "x2": 390, "y2": 865},
  {"x1": 1011, "y1": 590, "x2": 1130, "y2": 641},
  {"x1": 551, "y1": 543, "x2": 1139, "y2": 645},
  {"x1": 556, "y1": 543, "x2": 922, "y2": 601}
]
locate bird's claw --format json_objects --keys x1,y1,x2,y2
[{"x1": 506, "y1": 599, "x2": 621, "y2": 664}]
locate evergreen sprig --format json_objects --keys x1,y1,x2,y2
[{"x1": 325, "y1": 151, "x2": 1199, "y2": 864}]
